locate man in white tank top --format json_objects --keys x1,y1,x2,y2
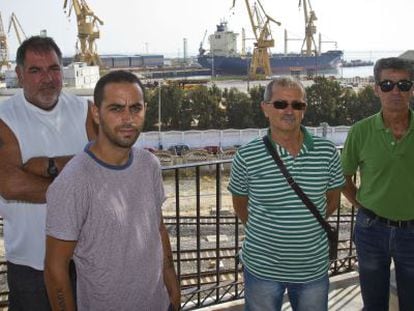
[
  {"x1": 0, "y1": 36, "x2": 96, "y2": 310},
  {"x1": 45, "y1": 70, "x2": 180, "y2": 310}
]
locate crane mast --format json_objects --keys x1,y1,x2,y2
[
  {"x1": 299, "y1": 0, "x2": 318, "y2": 56},
  {"x1": 232, "y1": 0, "x2": 280, "y2": 79},
  {"x1": 63, "y1": 0, "x2": 103, "y2": 66},
  {"x1": 199, "y1": 29, "x2": 208, "y2": 55},
  {"x1": 7, "y1": 13, "x2": 27, "y2": 46},
  {"x1": 0, "y1": 12, "x2": 8, "y2": 68}
]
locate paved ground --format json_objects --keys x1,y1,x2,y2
[{"x1": 197, "y1": 272, "x2": 400, "y2": 311}]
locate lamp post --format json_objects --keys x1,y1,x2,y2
[
  {"x1": 211, "y1": 52, "x2": 215, "y2": 80},
  {"x1": 158, "y1": 81, "x2": 162, "y2": 150}
]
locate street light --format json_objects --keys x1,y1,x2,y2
[
  {"x1": 158, "y1": 80, "x2": 162, "y2": 150},
  {"x1": 211, "y1": 51, "x2": 215, "y2": 80}
]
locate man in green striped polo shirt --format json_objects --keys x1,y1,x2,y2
[
  {"x1": 341, "y1": 57, "x2": 414, "y2": 311},
  {"x1": 228, "y1": 77, "x2": 344, "y2": 311}
]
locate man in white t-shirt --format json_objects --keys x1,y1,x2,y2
[{"x1": 0, "y1": 36, "x2": 96, "y2": 310}]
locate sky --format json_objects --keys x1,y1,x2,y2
[{"x1": 1, "y1": 0, "x2": 413, "y2": 59}]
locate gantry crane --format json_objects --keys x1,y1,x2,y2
[
  {"x1": 63, "y1": 0, "x2": 103, "y2": 66},
  {"x1": 8, "y1": 12, "x2": 27, "y2": 45},
  {"x1": 232, "y1": 0, "x2": 280, "y2": 79},
  {"x1": 299, "y1": 0, "x2": 318, "y2": 56},
  {"x1": 0, "y1": 12, "x2": 9, "y2": 68}
]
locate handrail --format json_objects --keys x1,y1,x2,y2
[{"x1": 0, "y1": 156, "x2": 357, "y2": 309}]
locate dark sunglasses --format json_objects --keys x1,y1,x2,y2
[
  {"x1": 268, "y1": 100, "x2": 306, "y2": 110},
  {"x1": 377, "y1": 80, "x2": 413, "y2": 92}
]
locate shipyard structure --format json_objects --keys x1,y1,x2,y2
[
  {"x1": 197, "y1": 22, "x2": 343, "y2": 76},
  {"x1": 198, "y1": 0, "x2": 343, "y2": 77}
]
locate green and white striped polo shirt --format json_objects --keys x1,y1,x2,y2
[{"x1": 228, "y1": 127, "x2": 345, "y2": 283}]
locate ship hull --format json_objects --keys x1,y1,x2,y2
[{"x1": 197, "y1": 50, "x2": 343, "y2": 75}]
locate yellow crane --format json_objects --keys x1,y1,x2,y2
[
  {"x1": 0, "y1": 12, "x2": 9, "y2": 68},
  {"x1": 232, "y1": 0, "x2": 280, "y2": 79},
  {"x1": 299, "y1": 0, "x2": 318, "y2": 56},
  {"x1": 7, "y1": 12, "x2": 27, "y2": 45},
  {"x1": 63, "y1": 0, "x2": 104, "y2": 66}
]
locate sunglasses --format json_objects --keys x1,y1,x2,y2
[
  {"x1": 268, "y1": 100, "x2": 306, "y2": 110},
  {"x1": 377, "y1": 80, "x2": 413, "y2": 92}
]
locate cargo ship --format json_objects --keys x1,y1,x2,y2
[
  {"x1": 197, "y1": 22, "x2": 343, "y2": 76},
  {"x1": 341, "y1": 59, "x2": 374, "y2": 67}
]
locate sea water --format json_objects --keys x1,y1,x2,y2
[{"x1": 339, "y1": 50, "x2": 404, "y2": 78}]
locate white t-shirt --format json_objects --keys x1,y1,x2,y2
[{"x1": 0, "y1": 90, "x2": 89, "y2": 270}]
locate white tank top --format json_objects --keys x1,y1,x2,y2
[{"x1": 0, "y1": 90, "x2": 89, "y2": 270}]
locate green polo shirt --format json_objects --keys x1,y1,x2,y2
[
  {"x1": 341, "y1": 110, "x2": 414, "y2": 220},
  {"x1": 228, "y1": 127, "x2": 344, "y2": 283}
]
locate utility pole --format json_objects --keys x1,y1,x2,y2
[{"x1": 158, "y1": 81, "x2": 162, "y2": 150}]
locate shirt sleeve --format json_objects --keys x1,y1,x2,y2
[
  {"x1": 227, "y1": 149, "x2": 248, "y2": 196},
  {"x1": 327, "y1": 146, "x2": 346, "y2": 190},
  {"x1": 46, "y1": 170, "x2": 89, "y2": 241},
  {"x1": 341, "y1": 126, "x2": 360, "y2": 176}
]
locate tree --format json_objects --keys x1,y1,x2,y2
[
  {"x1": 159, "y1": 85, "x2": 185, "y2": 130},
  {"x1": 144, "y1": 88, "x2": 159, "y2": 131},
  {"x1": 188, "y1": 85, "x2": 226, "y2": 129},
  {"x1": 349, "y1": 85, "x2": 381, "y2": 123},
  {"x1": 224, "y1": 88, "x2": 255, "y2": 128},
  {"x1": 304, "y1": 77, "x2": 344, "y2": 126},
  {"x1": 249, "y1": 85, "x2": 267, "y2": 128}
]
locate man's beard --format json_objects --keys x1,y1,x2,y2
[{"x1": 100, "y1": 122, "x2": 142, "y2": 148}]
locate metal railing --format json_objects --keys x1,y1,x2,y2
[
  {"x1": 0, "y1": 158, "x2": 358, "y2": 309},
  {"x1": 161, "y1": 159, "x2": 358, "y2": 310}
]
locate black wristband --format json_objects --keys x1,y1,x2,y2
[{"x1": 47, "y1": 158, "x2": 58, "y2": 178}]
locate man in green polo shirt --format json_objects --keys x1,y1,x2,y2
[
  {"x1": 341, "y1": 57, "x2": 414, "y2": 311},
  {"x1": 228, "y1": 77, "x2": 344, "y2": 311}
]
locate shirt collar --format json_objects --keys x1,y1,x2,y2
[
  {"x1": 267, "y1": 125, "x2": 314, "y2": 156},
  {"x1": 374, "y1": 109, "x2": 414, "y2": 132}
]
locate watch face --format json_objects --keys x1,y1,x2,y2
[
  {"x1": 48, "y1": 166, "x2": 58, "y2": 177},
  {"x1": 48, "y1": 159, "x2": 58, "y2": 178}
]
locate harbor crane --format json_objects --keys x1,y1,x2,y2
[
  {"x1": 199, "y1": 29, "x2": 207, "y2": 55},
  {"x1": 299, "y1": 0, "x2": 318, "y2": 56},
  {"x1": 8, "y1": 13, "x2": 27, "y2": 45},
  {"x1": 232, "y1": 0, "x2": 280, "y2": 79},
  {"x1": 63, "y1": 0, "x2": 103, "y2": 66},
  {"x1": 0, "y1": 12, "x2": 9, "y2": 68}
]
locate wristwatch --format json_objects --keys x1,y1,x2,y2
[{"x1": 47, "y1": 158, "x2": 59, "y2": 179}]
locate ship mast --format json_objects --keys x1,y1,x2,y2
[
  {"x1": 232, "y1": 0, "x2": 280, "y2": 79},
  {"x1": 299, "y1": 0, "x2": 318, "y2": 56}
]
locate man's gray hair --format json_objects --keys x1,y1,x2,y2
[
  {"x1": 263, "y1": 77, "x2": 306, "y2": 102},
  {"x1": 374, "y1": 57, "x2": 414, "y2": 82}
]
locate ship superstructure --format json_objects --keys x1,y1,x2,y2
[{"x1": 198, "y1": 0, "x2": 343, "y2": 76}]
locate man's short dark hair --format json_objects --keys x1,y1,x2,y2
[
  {"x1": 16, "y1": 36, "x2": 62, "y2": 66},
  {"x1": 93, "y1": 70, "x2": 146, "y2": 107},
  {"x1": 374, "y1": 57, "x2": 414, "y2": 82}
]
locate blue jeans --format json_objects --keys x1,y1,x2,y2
[
  {"x1": 243, "y1": 267, "x2": 329, "y2": 311},
  {"x1": 355, "y1": 208, "x2": 414, "y2": 311}
]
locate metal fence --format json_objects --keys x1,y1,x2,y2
[
  {"x1": 0, "y1": 159, "x2": 358, "y2": 310},
  {"x1": 161, "y1": 159, "x2": 358, "y2": 310}
]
